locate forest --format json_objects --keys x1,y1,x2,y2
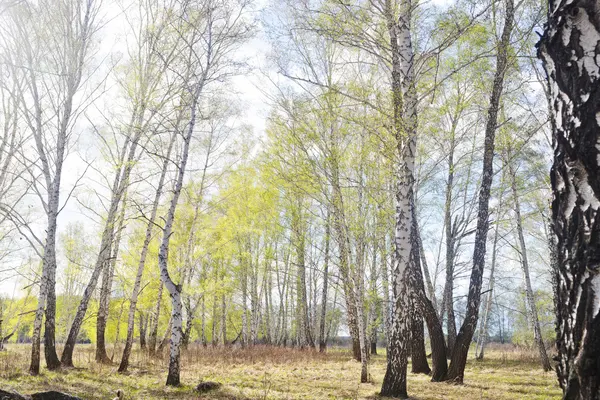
[{"x1": 0, "y1": 0, "x2": 598, "y2": 399}]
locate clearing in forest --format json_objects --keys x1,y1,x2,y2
[{"x1": 0, "y1": 344, "x2": 560, "y2": 399}]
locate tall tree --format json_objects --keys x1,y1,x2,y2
[
  {"x1": 380, "y1": 0, "x2": 416, "y2": 396},
  {"x1": 446, "y1": 0, "x2": 514, "y2": 383},
  {"x1": 1, "y1": 0, "x2": 100, "y2": 373},
  {"x1": 505, "y1": 146, "x2": 552, "y2": 371},
  {"x1": 539, "y1": 0, "x2": 600, "y2": 397}
]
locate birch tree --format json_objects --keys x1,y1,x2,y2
[
  {"x1": 446, "y1": 0, "x2": 514, "y2": 383},
  {"x1": 539, "y1": 0, "x2": 600, "y2": 397},
  {"x1": 0, "y1": 0, "x2": 101, "y2": 374},
  {"x1": 380, "y1": 0, "x2": 416, "y2": 395},
  {"x1": 157, "y1": 0, "x2": 253, "y2": 385}
]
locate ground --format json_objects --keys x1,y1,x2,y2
[{"x1": 0, "y1": 344, "x2": 561, "y2": 399}]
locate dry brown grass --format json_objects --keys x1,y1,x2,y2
[{"x1": 0, "y1": 343, "x2": 561, "y2": 399}]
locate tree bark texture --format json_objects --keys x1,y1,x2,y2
[{"x1": 539, "y1": 1, "x2": 600, "y2": 397}]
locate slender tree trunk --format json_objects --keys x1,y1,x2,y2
[
  {"x1": 139, "y1": 312, "x2": 147, "y2": 350},
  {"x1": 353, "y1": 250, "x2": 370, "y2": 382},
  {"x1": 369, "y1": 241, "x2": 379, "y2": 356},
  {"x1": 476, "y1": 218, "x2": 500, "y2": 360},
  {"x1": 241, "y1": 253, "x2": 248, "y2": 348},
  {"x1": 292, "y1": 206, "x2": 310, "y2": 349},
  {"x1": 62, "y1": 131, "x2": 142, "y2": 367},
  {"x1": 95, "y1": 252, "x2": 113, "y2": 364},
  {"x1": 212, "y1": 285, "x2": 219, "y2": 347},
  {"x1": 446, "y1": 0, "x2": 514, "y2": 382},
  {"x1": 201, "y1": 295, "x2": 207, "y2": 347},
  {"x1": 382, "y1": 238, "x2": 391, "y2": 351},
  {"x1": 250, "y1": 249, "x2": 259, "y2": 346},
  {"x1": 97, "y1": 194, "x2": 127, "y2": 364},
  {"x1": 221, "y1": 286, "x2": 227, "y2": 346},
  {"x1": 118, "y1": 130, "x2": 175, "y2": 372},
  {"x1": 265, "y1": 263, "x2": 273, "y2": 344},
  {"x1": 507, "y1": 157, "x2": 552, "y2": 371},
  {"x1": 157, "y1": 318, "x2": 171, "y2": 354},
  {"x1": 416, "y1": 226, "x2": 437, "y2": 312},
  {"x1": 442, "y1": 134, "x2": 457, "y2": 356},
  {"x1": 149, "y1": 281, "x2": 164, "y2": 356},
  {"x1": 159, "y1": 83, "x2": 201, "y2": 386}
]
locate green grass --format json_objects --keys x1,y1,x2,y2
[{"x1": 0, "y1": 344, "x2": 561, "y2": 399}]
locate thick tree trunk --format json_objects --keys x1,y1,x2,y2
[
  {"x1": 539, "y1": 1, "x2": 600, "y2": 397},
  {"x1": 381, "y1": 0, "x2": 416, "y2": 396},
  {"x1": 43, "y1": 244, "x2": 61, "y2": 371},
  {"x1": 446, "y1": 0, "x2": 513, "y2": 383},
  {"x1": 410, "y1": 301, "x2": 431, "y2": 374},
  {"x1": 412, "y1": 205, "x2": 448, "y2": 381}
]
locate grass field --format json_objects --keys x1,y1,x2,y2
[{"x1": 0, "y1": 344, "x2": 561, "y2": 399}]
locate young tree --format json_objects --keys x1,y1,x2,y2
[
  {"x1": 505, "y1": 146, "x2": 552, "y2": 371},
  {"x1": 539, "y1": 1, "x2": 600, "y2": 397}
]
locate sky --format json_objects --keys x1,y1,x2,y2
[
  {"x1": 0, "y1": 0, "x2": 520, "y2": 303},
  {"x1": 0, "y1": 0, "x2": 276, "y2": 296}
]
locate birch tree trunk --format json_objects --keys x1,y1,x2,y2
[
  {"x1": 539, "y1": 1, "x2": 600, "y2": 396},
  {"x1": 330, "y1": 164, "x2": 361, "y2": 361},
  {"x1": 118, "y1": 130, "x2": 176, "y2": 372},
  {"x1": 416, "y1": 225, "x2": 437, "y2": 312},
  {"x1": 10, "y1": 0, "x2": 99, "y2": 374},
  {"x1": 159, "y1": 81, "x2": 201, "y2": 385},
  {"x1": 475, "y1": 217, "x2": 500, "y2": 360},
  {"x1": 507, "y1": 156, "x2": 552, "y2": 371},
  {"x1": 97, "y1": 193, "x2": 127, "y2": 363},
  {"x1": 148, "y1": 281, "x2": 164, "y2": 356},
  {"x1": 139, "y1": 312, "x2": 147, "y2": 350},
  {"x1": 411, "y1": 204, "x2": 448, "y2": 381},
  {"x1": 446, "y1": 0, "x2": 514, "y2": 383},
  {"x1": 442, "y1": 133, "x2": 457, "y2": 355},
  {"x1": 380, "y1": 0, "x2": 416, "y2": 395},
  {"x1": 61, "y1": 134, "x2": 141, "y2": 367},
  {"x1": 292, "y1": 205, "x2": 309, "y2": 349}
]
